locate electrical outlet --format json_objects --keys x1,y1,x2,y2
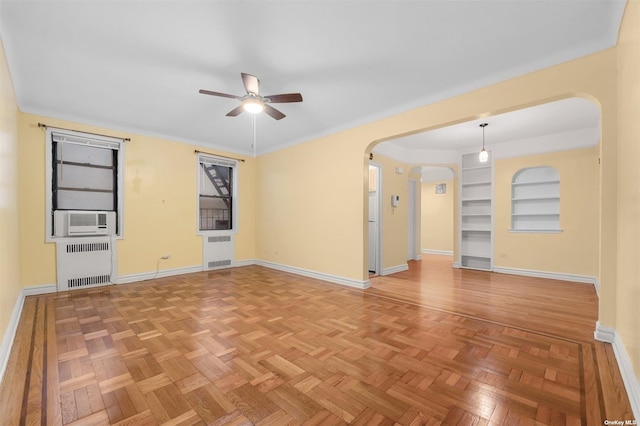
[{"x1": 161, "y1": 255, "x2": 171, "y2": 260}]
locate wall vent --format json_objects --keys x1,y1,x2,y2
[
  {"x1": 208, "y1": 235, "x2": 231, "y2": 243},
  {"x1": 203, "y1": 234, "x2": 234, "y2": 271},
  {"x1": 67, "y1": 242, "x2": 110, "y2": 253},
  {"x1": 68, "y1": 275, "x2": 111, "y2": 288},
  {"x1": 208, "y1": 260, "x2": 232, "y2": 268},
  {"x1": 56, "y1": 237, "x2": 115, "y2": 291}
]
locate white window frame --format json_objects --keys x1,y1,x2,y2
[
  {"x1": 45, "y1": 127, "x2": 125, "y2": 242},
  {"x1": 196, "y1": 153, "x2": 239, "y2": 236}
]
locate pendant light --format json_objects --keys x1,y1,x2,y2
[{"x1": 478, "y1": 123, "x2": 489, "y2": 163}]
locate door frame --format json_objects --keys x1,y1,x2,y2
[
  {"x1": 407, "y1": 178, "x2": 419, "y2": 261},
  {"x1": 369, "y1": 162, "x2": 383, "y2": 276}
]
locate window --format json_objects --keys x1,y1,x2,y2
[
  {"x1": 198, "y1": 154, "x2": 237, "y2": 232},
  {"x1": 45, "y1": 128, "x2": 124, "y2": 240},
  {"x1": 511, "y1": 166, "x2": 560, "y2": 232},
  {"x1": 52, "y1": 135, "x2": 118, "y2": 211}
]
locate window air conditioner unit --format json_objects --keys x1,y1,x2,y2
[{"x1": 54, "y1": 210, "x2": 116, "y2": 237}]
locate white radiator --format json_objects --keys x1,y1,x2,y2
[
  {"x1": 56, "y1": 237, "x2": 116, "y2": 291},
  {"x1": 203, "y1": 234, "x2": 234, "y2": 270}
]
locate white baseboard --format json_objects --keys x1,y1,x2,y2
[
  {"x1": 595, "y1": 322, "x2": 640, "y2": 419},
  {"x1": 452, "y1": 262, "x2": 461, "y2": 269},
  {"x1": 493, "y1": 266, "x2": 599, "y2": 294},
  {"x1": 0, "y1": 283, "x2": 56, "y2": 385},
  {"x1": 421, "y1": 249, "x2": 454, "y2": 256},
  {"x1": 382, "y1": 263, "x2": 409, "y2": 276},
  {"x1": 23, "y1": 283, "x2": 57, "y2": 296},
  {"x1": 116, "y1": 265, "x2": 203, "y2": 284},
  {"x1": 255, "y1": 260, "x2": 370, "y2": 289},
  {"x1": 233, "y1": 259, "x2": 255, "y2": 267}
]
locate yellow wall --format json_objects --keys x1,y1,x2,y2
[
  {"x1": 17, "y1": 112, "x2": 256, "y2": 286},
  {"x1": 421, "y1": 179, "x2": 454, "y2": 253},
  {"x1": 376, "y1": 154, "x2": 411, "y2": 270},
  {"x1": 255, "y1": 50, "x2": 617, "y2": 286},
  {"x1": 616, "y1": 0, "x2": 640, "y2": 383},
  {"x1": 493, "y1": 148, "x2": 599, "y2": 276},
  {"x1": 0, "y1": 38, "x2": 22, "y2": 349},
  {"x1": 255, "y1": 137, "x2": 368, "y2": 279}
]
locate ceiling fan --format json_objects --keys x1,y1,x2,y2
[{"x1": 199, "y1": 73, "x2": 303, "y2": 120}]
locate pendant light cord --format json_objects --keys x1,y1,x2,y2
[{"x1": 480, "y1": 122, "x2": 488, "y2": 150}]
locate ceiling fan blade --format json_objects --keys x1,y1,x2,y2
[
  {"x1": 226, "y1": 105, "x2": 245, "y2": 117},
  {"x1": 264, "y1": 104, "x2": 286, "y2": 120},
  {"x1": 241, "y1": 73, "x2": 260, "y2": 95},
  {"x1": 264, "y1": 93, "x2": 303, "y2": 103},
  {"x1": 199, "y1": 89, "x2": 239, "y2": 99}
]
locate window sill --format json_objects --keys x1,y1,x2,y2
[{"x1": 197, "y1": 229, "x2": 238, "y2": 237}]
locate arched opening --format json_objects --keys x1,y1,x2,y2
[{"x1": 365, "y1": 96, "x2": 600, "y2": 284}]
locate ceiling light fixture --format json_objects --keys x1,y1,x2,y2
[
  {"x1": 478, "y1": 123, "x2": 489, "y2": 163},
  {"x1": 243, "y1": 97, "x2": 264, "y2": 114}
]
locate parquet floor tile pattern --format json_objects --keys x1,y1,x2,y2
[{"x1": 0, "y1": 256, "x2": 633, "y2": 425}]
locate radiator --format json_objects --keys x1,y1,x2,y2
[
  {"x1": 203, "y1": 234, "x2": 234, "y2": 270},
  {"x1": 56, "y1": 237, "x2": 115, "y2": 291}
]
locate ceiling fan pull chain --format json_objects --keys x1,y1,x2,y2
[{"x1": 252, "y1": 115, "x2": 257, "y2": 158}]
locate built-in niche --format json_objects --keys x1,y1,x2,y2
[{"x1": 511, "y1": 166, "x2": 560, "y2": 233}]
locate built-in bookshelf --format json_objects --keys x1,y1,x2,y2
[
  {"x1": 511, "y1": 166, "x2": 560, "y2": 232},
  {"x1": 460, "y1": 152, "x2": 492, "y2": 271}
]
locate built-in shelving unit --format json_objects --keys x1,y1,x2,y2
[
  {"x1": 460, "y1": 152, "x2": 493, "y2": 271},
  {"x1": 511, "y1": 167, "x2": 560, "y2": 232}
]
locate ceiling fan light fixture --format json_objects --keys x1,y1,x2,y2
[
  {"x1": 478, "y1": 123, "x2": 489, "y2": 163},
  {"x1": 243, "y1": 98, "x2": 264, "y2": 114},
  {"x1": 199, "y1": 73, "x2": 302, "y2": 120}
]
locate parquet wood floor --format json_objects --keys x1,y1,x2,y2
[{"x1": 0, "y1": 255, "x2": 634, "y2": 425}]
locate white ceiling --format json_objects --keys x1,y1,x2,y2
[
  {"x1": 379, "y1": 96, "x2": 601, "y2": 155},
  {"x1": 0, "y1": 1, "x2": 626, "y2": 156}
]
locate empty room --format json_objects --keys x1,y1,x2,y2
[{"x1": 0, "y1": 1, "x2": 638, "y2": 424}]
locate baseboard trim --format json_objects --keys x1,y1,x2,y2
[
  {"x1": 23, "y1": 283, "x2": 58, "y2": 296},
  {"x1": 594, "y1": 322, "x2": 640, "y2": 419},
  {"x1": 116, "y1": 265, "x2": 203, "y2": 284},
  {"x1": 493, "y1": 266, "x2": 599, "y2": 293},
  {"x1": 255, "y1": 260, "x2": 370, "y2": 289},
  {"x1": 382, "y1": 264, "x2": 409, "y2": 276},
  {"x1": 233, "y1": 259, "x2": 255, "y2": 267},
  {"x1": 421, "y1": 249, "x2": 453, "y2": 256},
  {"x1": 0, "y1": 284, "x2": 57, "y2": 385},
  {"x1": 452, "y1": 262, "x2": 461, "y2": 269}
]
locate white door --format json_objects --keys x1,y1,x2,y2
[
  {"x1": 368, "y1": 190, "x2": 378, "y2": 272},
  {"x1": 407, "y1": 179, "x2": 418, "y2": 261}
]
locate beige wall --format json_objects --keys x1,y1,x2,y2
[
  {"x1": 17, "y1": 112, "x2": 256, "y2": 287},
  {"x1": 421, "y1": 179, "x2": 454, "y2": 253},
  {"x1": 493, "y1": 148, "x2": 599, "y2": 276},
  {"x1": 616, "y1": 0, "x2": 640, "y2": 383},
  {"x1": 0, "y1": 39, "x2": 22, "y2": 350}
]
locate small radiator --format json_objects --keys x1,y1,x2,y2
[
  {"x1": 203, "y1": 234, "x2": 234, "y2": 270},
  {"x1": 56, "y1": 237, "x2": 115, "y2": 291}
]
